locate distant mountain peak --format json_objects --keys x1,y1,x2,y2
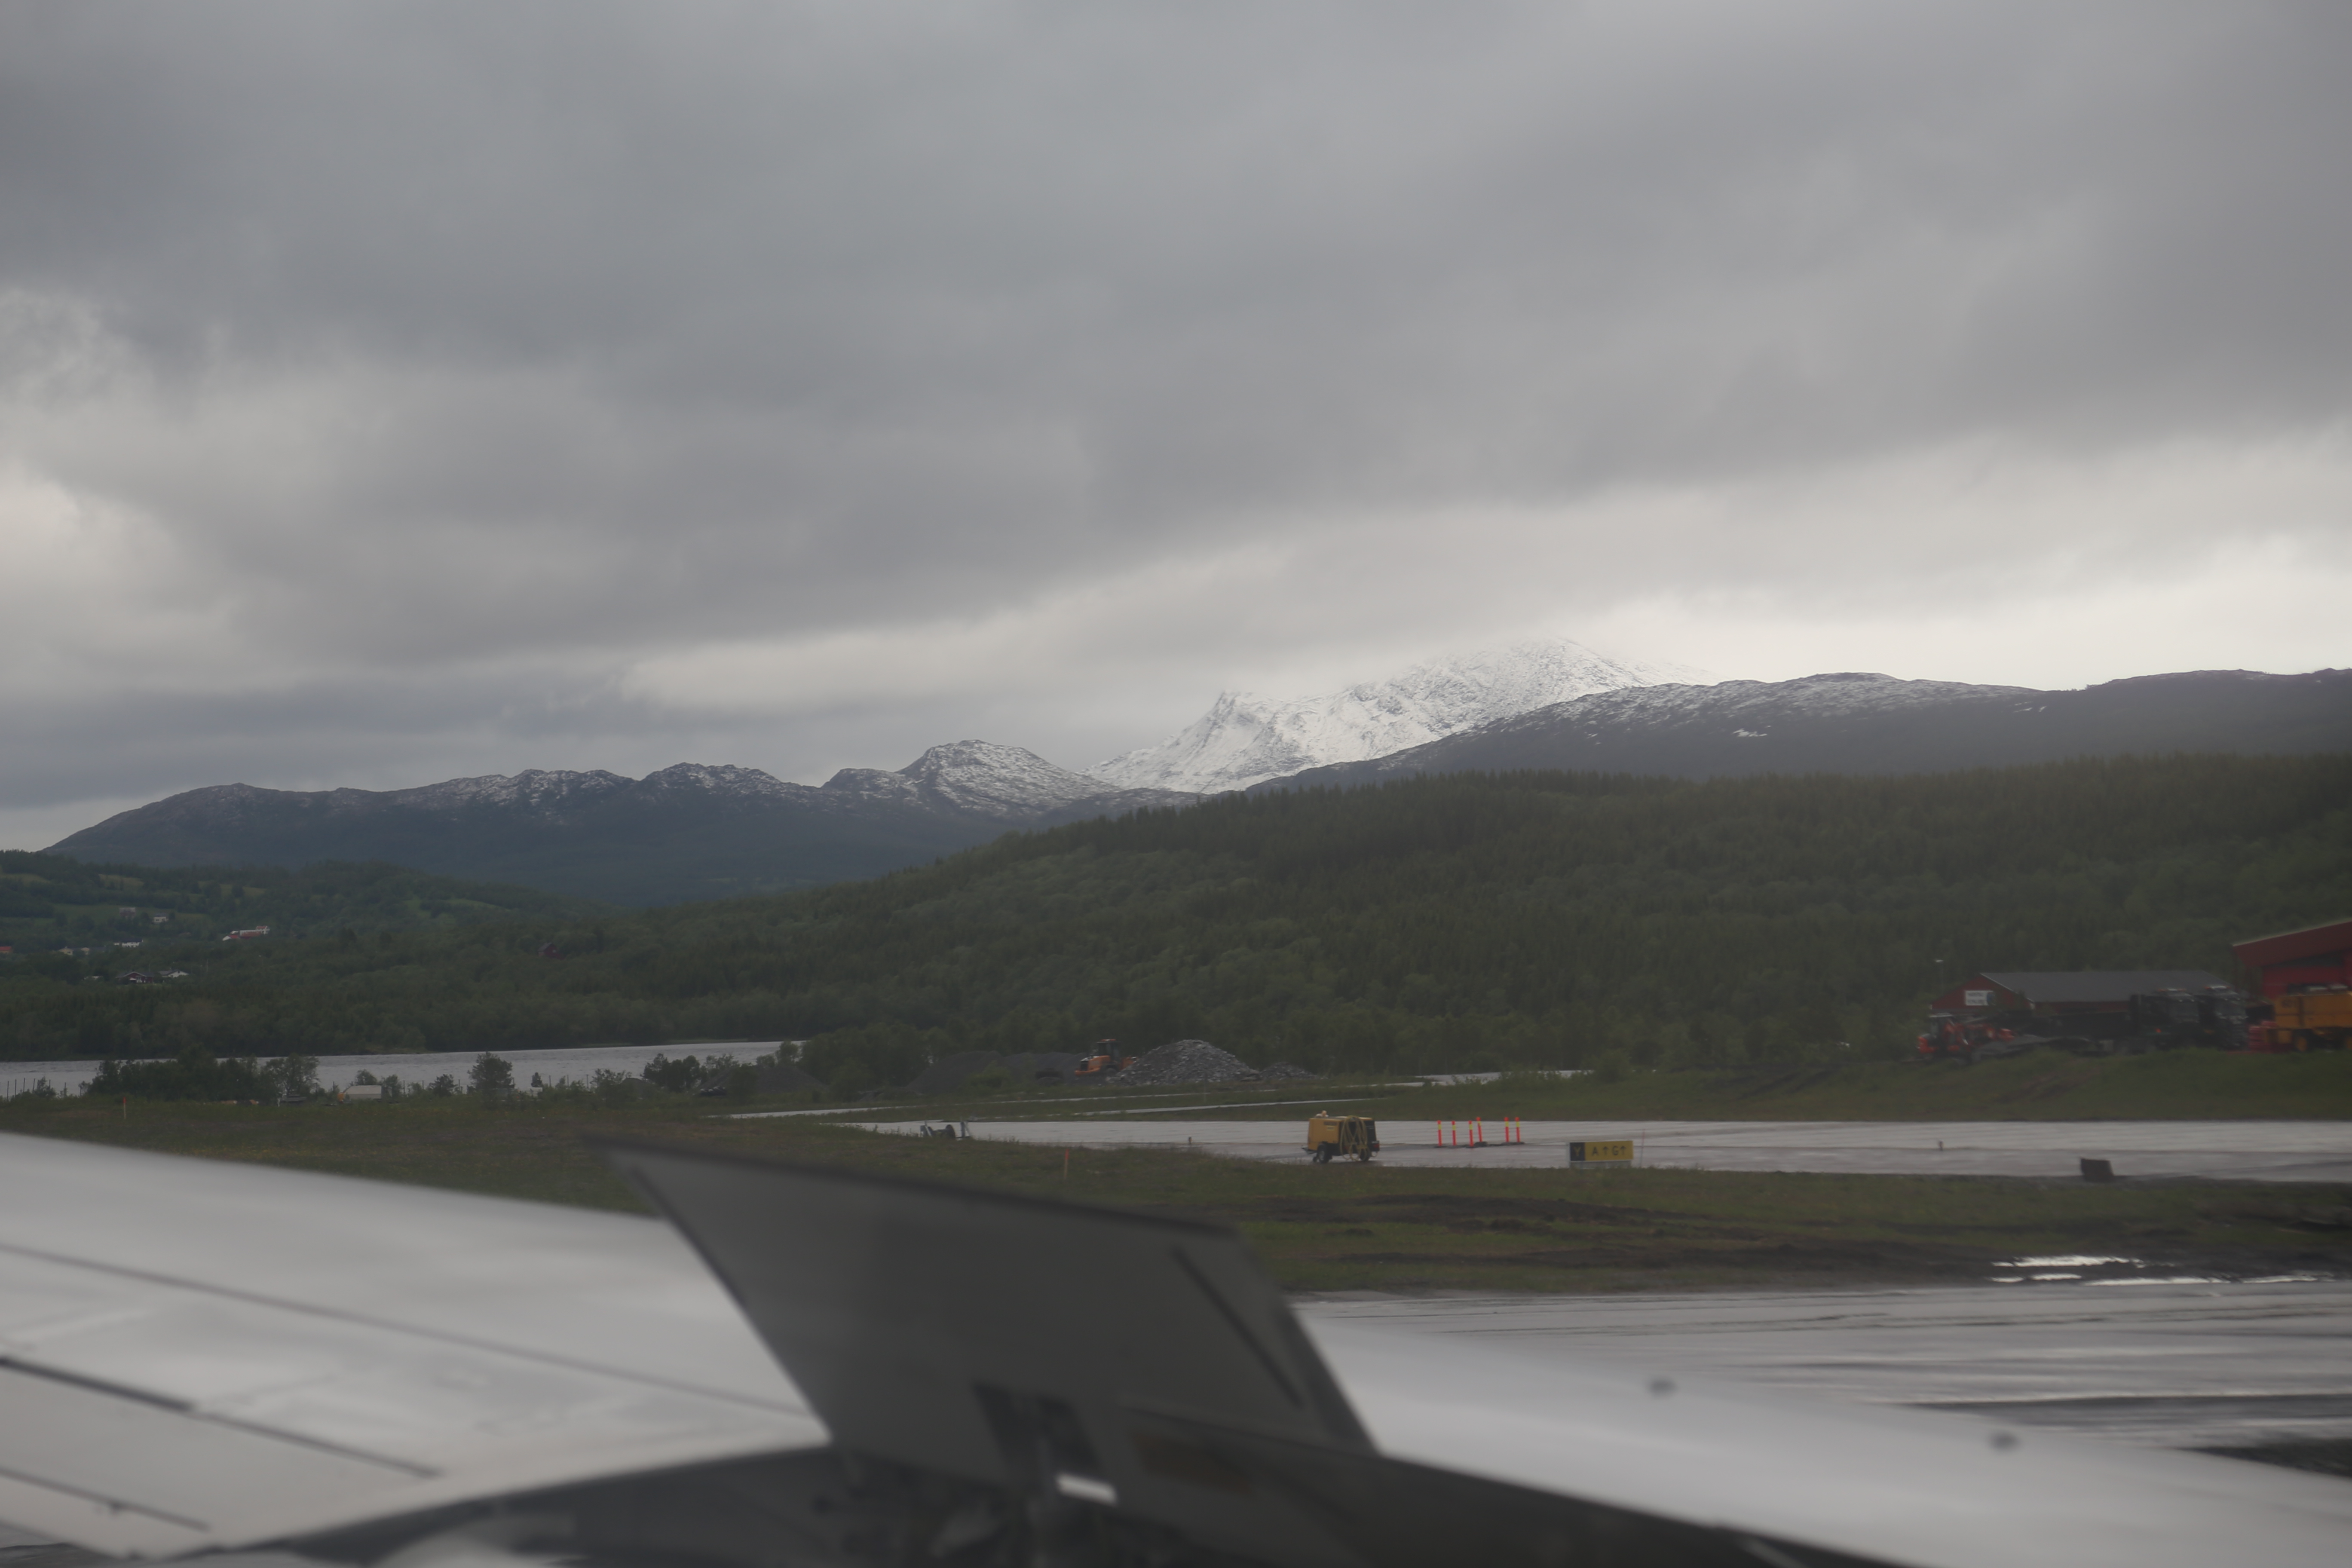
[
  {"x1": 899, "y1": 740, "x2": 1105, "y2": 818},
  {"x1": 1090, "y1": 637, "x2": 1713, "y2": 793},
  {"x1": 635, "y1": 763, "x2": 796, "y2": 799},
  {"x1": 386, "y1": 769, "x2": 636, "y2": 812},
  {"x1": 823, "y1": 740, "x2": 1197, "y2": 823}
]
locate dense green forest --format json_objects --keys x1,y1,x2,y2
[
  {"x1": 0, "y1": 852, "x2": 609, "y2": 952},
  {"x1": 2, "y1": 755, "x2": 2344, "y2": 1089}
]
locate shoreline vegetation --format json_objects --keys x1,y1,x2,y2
[{"x1": 14, "y1": 1044, "x2": 2352, "y2": 1121}]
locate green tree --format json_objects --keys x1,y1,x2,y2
[
  {"x1": 469, "y1": 1052, "x2": 515, "y2": 1099},
  {"x1": 263, "y1": 1052, "x2": 320, "y2": 1102},
  {"x1": 640, "y1": 1053, "x2": 703, "y2": 1093}
]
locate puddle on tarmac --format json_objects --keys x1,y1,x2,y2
[{"x1": 1990, "y1": 1254, "x2": 2325, "y2": 1286}]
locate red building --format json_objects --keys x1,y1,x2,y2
[{"x1": 2232, "y1": 917, "x2": 2352, "y2": 999}]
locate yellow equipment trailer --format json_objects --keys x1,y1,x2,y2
[
  {"x1": 1305, "y1": 1113, "x2": 1379, "y2": 1164},
  {"x1": 2270, "y1": 989, "x2": 2352, "y2": 1051}
]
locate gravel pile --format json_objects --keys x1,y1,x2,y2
[
  {"x1": 1258, "y1": 1060, "x2": 1320, "y2": 1081},
  {"x1": 1104, "y1": 1038, "x2": 1262, "y2": 1087}
]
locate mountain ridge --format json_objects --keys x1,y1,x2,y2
[
  {"x1": 46, "y1": 743, "x2": 1197, "y2": 907},
  {"x1": 40, "y1": 663, "x2": 2352, "y2": 910},
  {"x1": 1253, "y1": 668, "x2": 2352, "y2": 792}
]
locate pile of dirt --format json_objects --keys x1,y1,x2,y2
[
  {"x1": 1259, "y1": 1060, "x2": 1319, "y2": 1081},
  {"x1": 1105, "y1": 1039, "x2": 1262, "y2": 1087}
]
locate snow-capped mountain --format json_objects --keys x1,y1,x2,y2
[
  {"x1": 900, "y1": 739, "x2": 1102, "y2": 817},
  {"x1": 824, "y1": 741, "x2": 1194, "y2": 824},
  {"x1": 1254, "y1": 668, "x2": 2352, "y2": 791},
  {"x1": 47, "y1": 743, "x2": 1195, "y2": 905},
  {"x1": 372, "y1": 763, "x2": 812, "y2": 815},
  {"x1": 1090, "y1": 639, "x2": 1712, "y2": 793},
  {"x1": 382, "y1": 769, "x2": 636, "y2": 812},
  {"x1": 41, "y1": 666, "x2": 2352, "y2": 905}
]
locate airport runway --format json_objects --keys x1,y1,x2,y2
[
  {"x1": 1295, "y1": 1279, "x2": 2352, "y2": 1452},
  {"x1": 861, "y1": 1117, "x2": 2352, "y2": 1182}
]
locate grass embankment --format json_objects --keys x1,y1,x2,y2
[
  {"x1": 9, "y1": 1096, "x2": 2346, "y2": 1293},
  {"x1": 898, "y1": 1050, "x2": 2352, "y2": 1125}
]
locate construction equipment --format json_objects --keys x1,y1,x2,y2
[
  {"x1": 2126, "y1": 986, "x2": 2247, "y2": 1050},
  {"x1": 1916, "y1": 1011, "x2": 2025, "y2": 1063},
  {"x1": 1068, "y1": 1040, "x2": 1135, "y2": 1084},
  {"x1": 1912, "y1": 1010, "x2": 2098, "y2": 1063},
  {"x1": 2255, "y1": 987, "x2": 2352, "y2": 1052},
  {"x1": 1305, "y1": 1112, "x2": 1378, "y2": 1163}
]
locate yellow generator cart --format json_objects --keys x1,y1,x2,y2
[{"x1": 1306, "y1": 1113, "x2": 1379, "y2": 1164}]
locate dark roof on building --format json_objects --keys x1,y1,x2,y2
[
  {"x1": 1979, "y1": 971, "x2": 2231, "y2": 1004},
  {"x1": 2232, "y1": 918, "x2": 2352, "y2": 972}
]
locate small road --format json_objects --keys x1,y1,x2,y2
[
  {"x1": 1295, "y1": 1279, "x2": 2352, "y2": 1452},
  {"x1": 857, "y1": 1117, "x2": 2352, "y2": 1182}
]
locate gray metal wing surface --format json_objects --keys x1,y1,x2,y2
[{"x1": 0, "y1": 1132, "x2": 823, "y2": 1557}]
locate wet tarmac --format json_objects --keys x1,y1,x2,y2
[
  {"x1": 862, "y1": 1117, "x2": 2352, "y2": 1182},
  {"x1": 1296, "y1": 1279, "x2": 2352, "y2": 1451}
]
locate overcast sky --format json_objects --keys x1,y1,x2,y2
[{"x1": 4, "y1": 1, "x2": 2349, "y2": 847}]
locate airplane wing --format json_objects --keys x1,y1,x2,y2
[
  {"x1": 607, "y1": 1138, "x2": 2352, "y2": 1568},
  {"x1": 3, "y1": 1129, "x2": 2350, "y2": 1568},
  {"x1": 0, "y1": 1133, "x2": 823, "y2": 1557}
]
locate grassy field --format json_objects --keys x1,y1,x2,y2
[
  {"x1": 880, "y1": 1050, "x2": 2352, "y2": 1125},
  {"x1": 9, "y1": 1095, "x2": 2347, "y2": 1293}
]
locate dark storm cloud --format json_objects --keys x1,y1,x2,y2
[{"x1": 2, "y1": 1, "x2": 2348, "y2": 834}]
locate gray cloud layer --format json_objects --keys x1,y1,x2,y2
[{"x1": 3, "y1": 2, "x2": 2349, "y2": 844}]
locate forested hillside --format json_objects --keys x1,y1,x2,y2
[
  {"x1": 0, "y1": 853, "x2": 608, "y2": 954},
  {"x1": 3, "y1": 755, "x2": 2345, "y2": 1085}
]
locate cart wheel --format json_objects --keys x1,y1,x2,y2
[
  {"x1": 1355, "y1": 1150, "x2": 1372, "y2": 1162},
  {"x1": 1312, "y1": 1147, "x2": 1331, "y2": 1164}
]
